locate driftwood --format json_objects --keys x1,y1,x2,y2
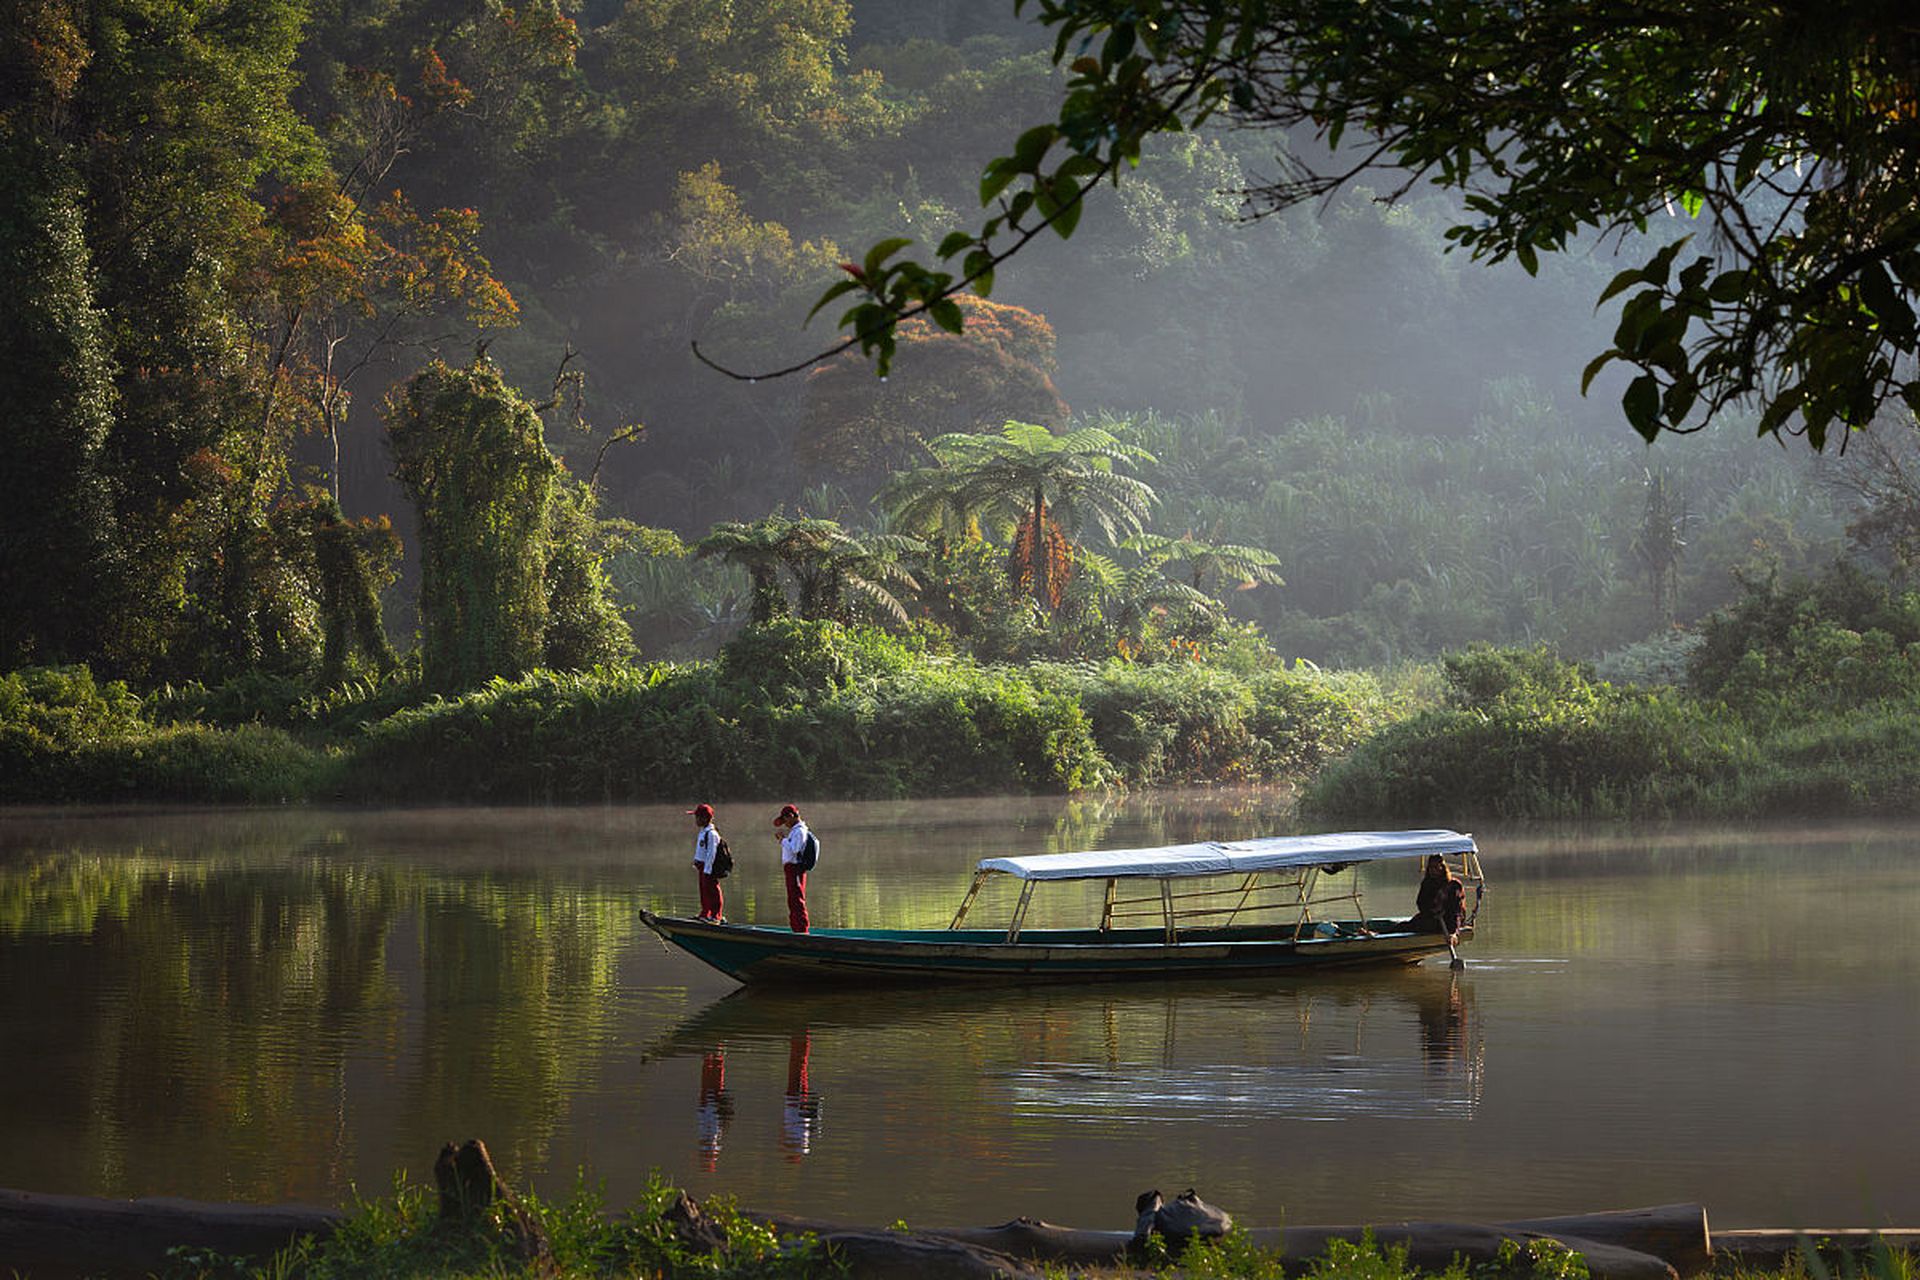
[
  {"x1": 433, "y1": 1137, "x2": 553, "y2": 1267},
  {"x1": 917, "y1": 1203, "x2": 1712, "y2": 1280},
  {"x1": 0, "y1": 1187, "x2": 342, "y2": 1280},
  {"x1": 1713, "y1": 1230, "x2": 1920, "y2": 1270}
]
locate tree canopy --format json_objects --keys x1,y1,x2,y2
[{"x1": 795, "y1": 0, "x2": 1920, "y2": 450}]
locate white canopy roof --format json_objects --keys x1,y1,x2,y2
[{"x1": 976, "y1": 830, "x2": 1476, "y2": 882}]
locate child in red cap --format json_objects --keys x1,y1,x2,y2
[
  {"x1": 689, "y1": 803, "x2": 724, "y2": 922},
  {"x1": 773, "y1": 804, "x2": 815, "y2": 933}
]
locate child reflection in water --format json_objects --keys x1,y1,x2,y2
[
  {"x1": 696, "y1": 1048, "x2": 734, "y2": 1172},
  {"x1": 779, "y1": 1030, "x2": 822, "y2": 1161}
]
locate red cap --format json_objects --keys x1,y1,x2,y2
[
  {"x1": 687, "y1": 804, "x2": 714, "y2": 823},
  {"x1": 774, "y1": 804, "x2": 800, "y2": 826}
]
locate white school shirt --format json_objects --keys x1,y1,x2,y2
[
  {"x1": 780, "y1": 821, "x2": 815, "y2": 866},
  {"x1": 694, "y1": 825, "x2": 721, "y2": 872}
]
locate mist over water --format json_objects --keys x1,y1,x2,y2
[{"x1": 2, "y1": 799, "x2": 1916, "y2": 1229}]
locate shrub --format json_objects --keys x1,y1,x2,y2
[
  {"x1": 1592, "y1": 630, "x2": 1702, "y2": 688},
  {"x1": 0, "y1": 665, "x2": 324, "y2": 803},
  {"x1": 1303, "y1": 648, "x2": 1750, "y2": 820},
  {"x1": 1, "y1": 665, "x2": 146, "y2": 801}
]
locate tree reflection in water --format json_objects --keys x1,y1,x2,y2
[{"x1": 0, "y1": 846, "x2": 645, "y2": 1199}]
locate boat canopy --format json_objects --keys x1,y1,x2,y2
[{"x1": 975, "y1": 830, "x2": 1476, "y2": 882}]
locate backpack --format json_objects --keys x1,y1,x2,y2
[
  {"x1": 795, "y1": 830, "x2": 819, "y2": 874},
  {"x1": 711, "y1": 835, "x2": 734, "y2": 880}
]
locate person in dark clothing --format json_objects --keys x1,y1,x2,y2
[{"x1": 1410, "y1": 854, "x2": 1467, "y2": 940}]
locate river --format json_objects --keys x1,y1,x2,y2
[{"x1": 1, "y1": 796, "x2": 1916, "y2": 1232}]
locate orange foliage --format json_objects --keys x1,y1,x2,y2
[
  {"x1": 419, "y1": 48, "x2": 475, "y2": 110},
  {"x1": 1009, "y1": 499, "x2": 1073, "y2": 610},
  {"x1": 798, "y1": 296, "x2": 1067, "y2": 482}
]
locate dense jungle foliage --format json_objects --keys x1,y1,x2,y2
[{"x1": 7, "y1": 0, "x2": 1920, "y2": 814}]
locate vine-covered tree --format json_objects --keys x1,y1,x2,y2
[
  {"x1": 388, "y1": 358, "x2": 559, "y2": 691},
  {"x1": 543, "y1": 477, "x2": 637, "y2": 671},
  {"x1": 0, "y1": 23, "x2": 124, "y2": 669}
]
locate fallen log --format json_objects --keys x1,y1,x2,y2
[
  {"x1": 0, "y1": 1187, "x2": 342, "y2": 1280},
  {"x1": 908, "y1": 1204, "x2": 1709, "y2": 1279},
  {"x1": 1503, "y1": 1205, "x2": 1713, "y2": 1275},
  {"x1": 1712, "y1": 1230, "x2": 1920, "y2": 1270},
  {"x1": 908, "y1": 1217, "x2": 1676, "y2": 1280}
]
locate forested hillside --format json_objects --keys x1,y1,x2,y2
[{"x1": 7, "y1": 0, "x2": 1920, "y2": 812}]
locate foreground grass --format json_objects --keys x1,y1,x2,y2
[{"x1": 156, "y1": 1176, "x2": 1918, "y2": 1280}]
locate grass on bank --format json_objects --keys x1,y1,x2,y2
[
  {"x1": 10, "y1": 567, "x2": 1920, "y2": 815},
  {"x1": 155, "y1": 1174, "x2": 1918, "y2": 1280}
]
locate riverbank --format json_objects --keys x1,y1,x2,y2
[
  {"x1": 0, "y1": 622, "x2": 1387, "y2": 805},
  {"x1": 4, "y1": 1154, "x2": 1913, "y2": 1280},
  {"x1": 10, "y1": 570, "x2": 1920, "y2": 817}
]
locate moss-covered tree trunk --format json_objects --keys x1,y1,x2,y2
[
  {"x1": 0, "y1": 131, "x2": 125, "y2": 669},
  {"x1": 389, "y1": 359, "x2": 557, "y2": 692}
]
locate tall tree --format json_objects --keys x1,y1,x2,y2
[
  {"x1": 884, "y1": 421, "x2": 1156, "y2": 609},
  {"x1": 0, "y1": 3, "x2": 126, "y2": 667}
]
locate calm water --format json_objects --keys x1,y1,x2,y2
[{"x1": 1, "y1": 797, "x2": 1916, "y2": 1232}]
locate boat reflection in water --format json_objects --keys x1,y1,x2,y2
[
  {"x1": 646, "y1": 968, "x2": 1482, "y2": 1168},
  {"x1": 995, "y1": 972, "x2": 1482, "y2": 1125}
]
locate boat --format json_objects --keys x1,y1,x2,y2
[{"x1": 637, "y1": 829, "x2": 1486, "y2": 986}]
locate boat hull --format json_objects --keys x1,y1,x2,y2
[{"x1": 637, "y1": 912, "x2": 1467, "y2": 985}]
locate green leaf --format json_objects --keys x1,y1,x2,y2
[
  {"x1": 1596, "y1": 267, "x2": 1645, "y2": 307},
  {"x1": 1051, "y1": 189, "x2": 1083, "y2": 239},
  {"x1": 863, "y1": 237, "x2": 913, "y2": 280},
  {"x1": 1623, "y1": 374, "x2": 1662, "y2": 440},
  {"x1": 1012, "y1": 125, "x2": 1058, "y2": 173},
  {"x1": 1641, "y1": 237, "x2": 1691, "y2": 288},
  {"x1": 1707, "y1": 270, "x2": 1752, "y2": 305},
  {"x1": 1662, "y1": 374, "x2": 1699, "y2": 424},
  {"x1": 1858, "y1": 262, "x2": 1915, "y2": 341},
  {"x1": 937, "y1": 231, "x2": 974, "y2": 259},
  {"x1": 806, "y1": 279, "x2": 860, "y2": 324},
  {"x1": 1056, "y1": 154, "x2": 1103, "y2": 182},
  {"x1": 929, "y1": 299, "x2": 965, "y2": 333},
  {"x1": 1580, "y1": 351, "x2": 1617, "y2": 395},
  {"x1": 1515, "y1": 241, "x2": 1538, "y2": 277},
  {"x1": 980, "y1": 160, "x2": 1017, "y2": 206}
]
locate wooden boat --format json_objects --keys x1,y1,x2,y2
[{"x1": 638, "y1": 829, "x2": 1486, "y2": 986}]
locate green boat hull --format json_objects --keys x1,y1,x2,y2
[{"x1": 637, "y1": 911, "x2": 1467, "y2": 985}]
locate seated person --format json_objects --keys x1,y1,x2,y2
[{"x1": 1408, "y1": 854, "x2": 1468, "y2": 937}]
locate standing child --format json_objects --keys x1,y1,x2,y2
[
  {"x1": 689, "y1": 803, "x2": 724, "y2": 922},
  {"x1": 773, "y1": 803, "x2": 817, "y2": 934}
]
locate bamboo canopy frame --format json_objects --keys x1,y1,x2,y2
[{"x1": 947, "y1": 832, "x2": 1487, "y2": 944}]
